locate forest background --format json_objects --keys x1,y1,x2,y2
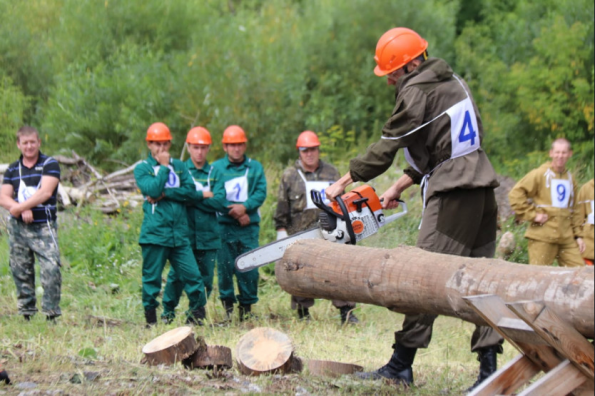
[{"x1": 0, "y1": 0, "x2": 593, "y2": 180}]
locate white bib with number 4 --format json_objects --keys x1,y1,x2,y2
[
  {"x1": 550, "y1": 179, "x2": 571, "y2": 208},
  {"x1": 297, "y1": 170, "x2": 333, "y2": 210},
  {"x1": 225, "y1": 167, "x2": 249, "y2": 203},
  {"x1": 448, "y1": 97, "x2": 480, "y2": 159},
  {"x1": 153, "y1": 165, "x2": 180, "y2": 189}
]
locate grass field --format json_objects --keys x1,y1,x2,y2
[{"x1": 0, "y1": 167, "x2": 524, "y2": 395}]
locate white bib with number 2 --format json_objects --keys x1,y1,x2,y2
[
  {"x1": 153, "y1": 165, "x2": 180, "y2": 189},
  {"x1": 550, "y1": 179, "x2": 571, "y2": 208}
]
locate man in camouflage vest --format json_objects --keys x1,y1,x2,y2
[
  {"x1": 274, "y1": 131, "x2": 359, "y2": 324},
  {"x1": 0, "y1": 126, "x2": 62, "y2": 322}
]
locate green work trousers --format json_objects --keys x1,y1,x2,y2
[
  {"x1": 396, "y1": 187, "x2": 504, "y2": 353},
  {"x1": 140, "y1": 244, "x2": 206, "y2": 312},
  {"x1": 217, "y1": 224, "x2": 260, "y2": 305},
  {"x1": 162, "y1": 249, "x2": 217, "y2": 318}
]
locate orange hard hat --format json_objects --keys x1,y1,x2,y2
[
  {"x1": 374, "y1": 27, "x2": 428, "y2": 77},
  {"x1": 146, "y1": 122, "x2": 172, "y2": 141},
  {"x1": 186, "y1": 126, "x2": 212, "y2": 145},
  {"x1": 296, "y1": 130, "x2": 321, "y2": 149},
  {"x1": 222, "y1": 125, "x2": 248, "y2": 144}
]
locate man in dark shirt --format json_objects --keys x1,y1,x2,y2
[{"x1": 0, "y1": 126, "x2": 62, "y2": 321}]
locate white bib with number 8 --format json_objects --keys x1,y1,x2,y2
[{"x1": 550, "y1": 179, "x2": 571, "y2": 208}]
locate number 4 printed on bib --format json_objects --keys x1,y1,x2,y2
[{"x1": 448, "y1": 97, "x2": 480, "y2": 158}]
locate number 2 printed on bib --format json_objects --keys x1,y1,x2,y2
[
  {"x1": 550, "y1": 179, "x2": 571, "y2": 208},
  {"x1": 153, "y1": 165, "x2": 180, "y2": 189}
]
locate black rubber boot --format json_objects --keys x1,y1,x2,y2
[
  {"x1": 467, "y1": 346, "x2": 498, "y2": 392},
  {"x1": 144, "y1": 308, "x2": 157, "y2": 328},
  {"x1": 238, "y1": 304, "x2": 255, "y2": 322},
  {"x1": 297, "y1": 307, "x2": 310, "y2": 321},
  {"x1": 340, "y1": 306, "x2": 360, "y2": 325},
  {"x1": 23, "y1": 315, "x2": 32, "y2": 322},
  {"x1": 161, "y1": 313, "x2": 175, "y2": 325},
  {"x1": 0, "y1": 370, "x2": 10, "y2": 385},
  {"x1": 46, "y1": 315, "x2": 59, "y2": 323},
  {"x1": 355, "y1": 343, "x2": 417, "y2": 385},
  {"x1": 222, "y1": 299, "x2": 234, "y2": 321},
  {"x1": 186, "y1": 307, "x2": 206, "y2": 326}
]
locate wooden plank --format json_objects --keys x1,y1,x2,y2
[
  {"x1": 497, "y1": 317, "x2": 547, "y2": 346},
  {"x1": 468, "y1": 354, "x2": 540, "y2": 396},
  {"x1": 464, "y1": 295, "x2": 563, "y2": 372},
  {"x1": 518, "y1": 360, "x2": 587, "y2": 396},
  {"x1": 572, "y1": 379, "x2": 594, "y2": 396},
  {"x1": 508, "y1": 301, "x2": 595, "y2": 380}
]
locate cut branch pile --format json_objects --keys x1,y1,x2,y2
[{"x1": 0, "y1": 151, "x2": 143, "y2": 214}]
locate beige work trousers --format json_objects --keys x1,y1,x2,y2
[{"x1": 527, "y1": 238, "x2": 585, "y2": 267}]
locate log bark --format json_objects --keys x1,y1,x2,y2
[
  {"x1": 307, "y1": 360, "x2": 363, "y2": 378},
  {"x1": 183, "y1": 346, "x2": 233, "y2": 370},
  {"x1": 276, "y1": 240, "x2": 594, "y2": 338},
  {"x1": 142, "y1": 326, "x2": 199, "y2": 366},
  {"x1": 236, "y1": 327, "x2": 296, "y2": 376}
]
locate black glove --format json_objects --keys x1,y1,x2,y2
[{"x1": 0, "y1": 370, "x2": 10, "y2": 385}]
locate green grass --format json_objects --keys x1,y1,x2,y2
[{"x1": 0, "y1": 166, "x2": 524, "y2": 395}]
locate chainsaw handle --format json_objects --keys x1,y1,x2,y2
[
  {"x1": 311, "y1": 189, "x2": 339, "y2": 218},
  {"x1": 382, "y1": 200, "x2": 408, "y2": 225}
]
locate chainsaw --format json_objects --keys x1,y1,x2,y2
[{"x1": 235, "y1": 184, "x2": 407, "y2": 272}]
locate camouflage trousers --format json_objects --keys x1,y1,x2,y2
[{"x1": 7, "y1": 217, "x2": 62, "y2": 317}]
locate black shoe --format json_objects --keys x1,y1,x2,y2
[
  {"x1": 222, "y1": 299, "x2": 234, "y2": 321},
  {"x1": 0, "y1": 370, "x2": 10, "y2": 385},
  {"x1": 238, "y1": 304, "x2": 256, "y2": 322},
  {"x1": 23, "y1": 315, "x2": 32, "y2": 322},
  {"x1": 144, "y1": 308, "x2": 157, "y2": 328},
  {"x1": 161, "y1": 314, "x2": 174, "y2": 325},
  {"x1": 297, "y1": 307, "x2": 310, "y2": 321},
  {"x1": 340, "y1": 306, "x2": 359, "y2": 325},
  {"x1": 186, "y1": 307, "x2": 206, "y2": 326},
  {"x1": 467, "y1": 346, "x2": 499, "y2": 391},
  {"x1": 355, "y1": 344, "x2": 417, "y2": 385},
  {"x1": 46, "y1": 315, "x2": 59, "y2": 322}
]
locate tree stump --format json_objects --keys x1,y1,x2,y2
[
  {"x1": 307, "y1": 359, "x2": 364, "y2": 378},
  {"x1": 183, "y1": 346, "x2": 233, "y2": 370},
  {"x1": 236, "y1": 327, "x2": 296, "y2": 376},
  {"x1": 142, "y1": 326, "x2": 199, "y2": 366}
]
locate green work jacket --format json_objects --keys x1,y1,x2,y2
[
  {"x1": 134, "y1": 154, "x2": 195, "y2": 247},
  {"x1": 185, "y1": 159, "x2": 227, "y2": 250},
  {"x1": 211, "y1": 155, "x2": 267, "y2": 226}
]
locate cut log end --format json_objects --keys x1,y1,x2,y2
[
  {"x1": 236, "y1": 327, "x2": 295, "y2": 376},
  {"x1": 183, "y1": 345, "x2": 233, "y2": 370},
  {"x1": 142, "y1": 326, "x2": 198, "y2": 366}
]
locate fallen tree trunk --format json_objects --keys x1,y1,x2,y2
[{"x1": 276, "y1": 240, "x2": 594, "y2": 338}]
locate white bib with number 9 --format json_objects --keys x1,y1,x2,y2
[
  {"x1": 448, "y1": 97, "x2": 480, "y2": 159},
  {"x1": 550, "y1": 179, "x2": 571, "y2": 208},
  {"x1": 154, "y1": 165, "x2": 180, "y2": 189}
]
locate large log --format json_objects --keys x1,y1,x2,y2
[
  {"x1": 236, "y1": 327, "x2": 298, "y2": 376},
  {"x1": 275, "y1": 240, "x2": 594, "y2": 338},
  {"x1": 142, "y1": 326, "x2": 199, "y2": 366}
]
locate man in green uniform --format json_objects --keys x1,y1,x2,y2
[
  {"x1": 161, "y1": 127, "x2": 227, "y2": 323},
  {"x1": 325, "y1": 28, "x2": 503, "y2": 390},
  {"x1": 275, "y1": 130, "x2": 359, "y2": 324},
  {"x1": 212, "y1": 125, "x2": 267, "y2": 321},
  {"x1": 509, "y1": 139, "x2": 585, "y2": 267},
  {"x1": 134, "y1": 122, "x2": 207, "y2": 326}
]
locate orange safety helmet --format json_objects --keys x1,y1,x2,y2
[
  {"x1": 374, "y1": 27, "x2": 428, "y2": 77},
  {"x1": 146, "y1": 122, "x2": 172, "y2": 141},
  {"x1": 186, "y1": 126, "x2": 212, "y2": 145},
  {"x1": 222, "y1": 125, "x2": 248, "y2": 144},
  {"x1": 296, "y1": 130, "x2": 321, "y2": 149}
]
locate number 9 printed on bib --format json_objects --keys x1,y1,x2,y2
[{"x1": 550, "y1": 179, "x2": 571, "y2": 208}]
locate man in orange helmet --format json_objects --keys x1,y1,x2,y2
[
  {"x1": 275, "y1": 131, "x2": 359, "y2": 324},
  {"x1": 161, "y1": 127, "x2": 227, "y2": 323},
  {"x1": 134, "y1": 122, "x2": 209, "y2": 327},
  {"x1": 212, "y1": 125, "x2": 267, "y2": 321},
  {"x1": 326, "y1": 28, "x2": 503, "y2": 389}
]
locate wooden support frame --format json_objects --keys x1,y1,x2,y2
[{"x1": 464, "y1": 295, "x2": 594, "y2": 396}]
